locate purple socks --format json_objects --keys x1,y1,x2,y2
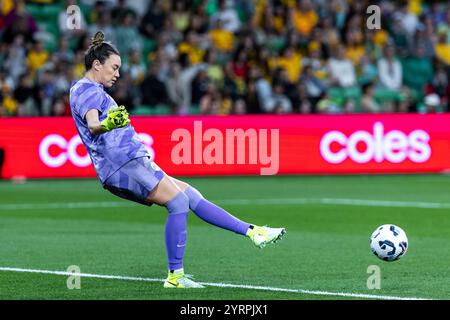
[
  {"x1": 165, "y1": 192, "x2": 189, "y2": 271},
  {"x1": 184, "y1": 186, "x2": 251, "y2": 236},
  {"x1": 164, "y1": 187, "x2": 251, "y2": 271}
]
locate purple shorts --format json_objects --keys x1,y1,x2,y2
[{"x1": 103, "y1": 156, "x2": 165, "y2": 206}]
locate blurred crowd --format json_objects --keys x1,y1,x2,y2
[{"x1": 0, "y1": 0, "x2": 449, "y2": 116}]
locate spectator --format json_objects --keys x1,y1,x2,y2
[
  {"x1": 361, "y1": 82, "x2": 381, "y2": 113},
  {"x1": 200, "y1": 83, "x2": 223, "y2": 114},
  {"x1": 316, "y1": 92, "x2": 341, "y2": 114},
  {"x1": 203, "y1": 49, "x2": 221, "y2": 82},
  {"x1": 140, "y1": 62, "x2": 168, "y2": 107},
  {"x1": 209, "y1": 18, "x2": 235, "y2": 53},
  {"x1": 302, "y1": 41, "x2": 328, "y2": 82},
  {"x1": 344, "y1": 30, "x2": 365, "y2": 66},
  {"x1": 319, "y1": 15, "x2": 340, "y2": 52},
  {"x1": 435, "y1": 26, "x2": 450, "y2": 66},
  {"x1": 114, "y1": 11, "x2": 142, "y2": 56},
  {"x1": 328, "y1": 45, "x2": 357, "y2": 87},
  {"x1": 244, "y1": 76, "x2": 262, "y2": 114},
  {"x1": 357, "y1": 54, "x2": 378, "y2": 86},
  {"x1": 2, "y1": 0, "x2": 38, "y2": 44},
  {"x1": 171, "y1": 0, "x2": 191, "y2": 33},
  {"x1": 165, "y1": 61, "x2": 208, "y2": 114},
  {"x1": 263, "y1": 82, "x2": 292, "y2": 113},
  {"x1": 122, "y1": 48, "x2": 146, "y2": 85},
  {"x1": 269, "y1": 45, "x2": 302, "y2": 84},
  {"x1": 290, "y1": 81, "x2": 313, "y2": 114},
  {"x1": 37, "y1": 70, "x2": 57, "y2": 115},
  {"x1": 191, "y1": 68, "x2": 210, "y2": 106},
  {"x1": 111, "y1": 0, "x2": 137, "y2": 25},
  {"x1": 300, "y1": 65, "x2": 326, "y2": 106},
  {"x1": 14, "y1": 73, "x2": 38, "y2": 116},
  {"x1": 26, "y1": 41, "x2": 49, "y2": 74},
  {"x1": 413, "y1": 15, "x2": 437, "y2": 58},
  {"x1": 4, "y1": 35, "x2": 27, "y2": 83},
  {"x1": 230, "y1": 98, "x2": 247, "y2": 115},
  {"x1": 423, "y1": 93, "x2": 441, "y2": 113},
  {"x1": 139, "y1": 0, "x2": 166, "y2": 39},
  {"x1": 377, "y1": 45, "x2": 402, "y2": 91},
  {"x1": 54, "y1": 37, "x2": 75, "y2": 64},
  {"x1": 88, "y1": 10, "x2": 116, "y2": 46},
  {"x1": 178, "y1": 30, "x2": 205, "y2": 65},
  {"x1": 72, "y1": 50, "x2": 86, "y2": 80},
  {"x1": 401, "y1": 44, "x2": 434, "y2": 94},
  {"x1": 342, "y1": 99, "x2": 356, "y2": 113},
  {"x1": 229, "y1": 49, "x2": 248, "y2": 80},
  {"x1": 210, "y1": 0, "x2": 241, "y2": 34},
  {"x1": 425, "y1": 64, "x2": 449, "y2": 111},
  {"x1": 0, "y1": 68, "x2": 16, "y2": 115},
  {"x1": 393, "y1": 2, "x2": 419, "y2": 38},
  {"x1": 110, "y1": 72, "x2": 137, "y2": 111},
  {"x1": 290, "y1": 0, "x2": 318, "y2": 37},
  {"x1": 51, "y1": 93, "x2": 71, "y2": 116},
  {"x1": 54, "y1": 62, "x2": 75, "y2": 94}
]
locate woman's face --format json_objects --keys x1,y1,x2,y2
[{"x1": 97, "y1": 54, "x2": 121, "y2": 87}]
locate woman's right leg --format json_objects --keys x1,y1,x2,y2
[
  {"x1": 145, "y1": 175, "x2": 204, "y2": 288},
  {"x1": 146, "y1": 175, "x2": 188, "y2": 272}
]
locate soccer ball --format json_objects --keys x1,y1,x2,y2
[{"x1": 370, "y1": 224, "x2": 408, "y2": 262}]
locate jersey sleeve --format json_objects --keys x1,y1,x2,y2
[{"x1": 76, "y1": 85, "x2": 105, "y2": 120}]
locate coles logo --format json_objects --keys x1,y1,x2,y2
[
  {"x1": 39, "y1": 133, "x2": 154, "y2": 168},
  {"x1": 320, "y1": 122, "x2": 431, "y2": 164}
]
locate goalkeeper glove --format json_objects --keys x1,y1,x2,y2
[{"x1": 100, "y1": 105, "x2": 130, "y2": 131}]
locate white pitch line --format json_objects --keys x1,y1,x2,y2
[
  {"x1": 0, "y1": 267, "x2": 430, "y2": 300},
  {"x1": 1, "y1": 198, "x2": 450, "y2": 211}
]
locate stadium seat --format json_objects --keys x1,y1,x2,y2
[{"x1": 190, "y1": 104, "x2": 201, "y2": 114}]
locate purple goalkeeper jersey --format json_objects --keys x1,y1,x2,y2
[{"x1": 70, "y1": 77, "x2": 150, "y2": 183}]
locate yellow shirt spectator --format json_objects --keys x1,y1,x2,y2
[
  {"x1": 272, "y1": 15, "x2": 285, "y2": 34},
  {"x1": 292, "y1": 9, "x2": 318, "y2": 36},
  {"x1": 209, "y1": 29, "x2": 235, "y2": 52},
  {"x1": 254, "y1": 0, "x2": 268, "y2": 27},
  {"x1": 346, "y1": 45, "x2": 366, "y2": 65},
  {"x1": 408, "y1": 0, "x2": 422, "y2": 16},
  {"x1": 73, "y1": 63, "x2": 86, "y2": 80},
  {"x1": 27, "y1": 47, "x2": 49, "y2": 72},
  {"x1": 373, "y1": 30, "x2": 389, "y2": 46},
  {"x1": 269, "y1": 50, "x2": 302, "y2": 83},
  {"x1": 207, "y1": 65, "x2": 224, "y2": 86},
  {"x1": 172, "y1": 12, "x2": 190, "y2": 32},
  {"x1": 3, "y1": 95, "x2": 17, "y2": 115},
  {"x1": 1, "y1": 0, "x2": 13, "y2": 15},
  {"x1": 435, "y1": 43, "x2": 450, "y2": 66},
  {"x1": 178, "y1": 42, "x2": 205, "y2": 65}
]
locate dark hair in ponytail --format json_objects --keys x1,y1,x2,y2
[{"x1": 84, "y1": 31, "x2": 120, "y2": 70}]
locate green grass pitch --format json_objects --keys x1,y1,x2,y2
[{"x1": 0, "y1": 174, "x2": 449, "y2": 300}]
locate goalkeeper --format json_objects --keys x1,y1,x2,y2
[{"x1": 69, "y1": 31, "x2": 286, "y2": 289}]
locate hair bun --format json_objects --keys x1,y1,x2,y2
[{"x1": 92, "y1": 31, "x2": 105, "y2": 46}]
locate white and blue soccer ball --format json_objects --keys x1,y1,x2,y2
[{"x1": 370, "y1": 224, "x2": 408, "y2": 262}]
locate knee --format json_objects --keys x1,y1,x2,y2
[
  {"x1": 184, "y1": 186, "x2": 204, "y2": 210},
  {"x1": 166, "y1": 192, "x2": 190, "y2": 215}
]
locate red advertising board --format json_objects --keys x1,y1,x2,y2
[{"x1": 0, "y1": 114, "x2": 449, "y2": 179}]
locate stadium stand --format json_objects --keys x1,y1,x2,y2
[{"x1": 0, "y1": 0, "x2": 449, "y2": 116}]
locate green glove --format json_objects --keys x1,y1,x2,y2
[{"x1": 101, "y1": 105, "x2": 130, "y2": 131}]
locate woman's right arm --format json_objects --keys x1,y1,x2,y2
[{"x1": 85, "y1": 109, "x2": 107, "y2": 135}]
